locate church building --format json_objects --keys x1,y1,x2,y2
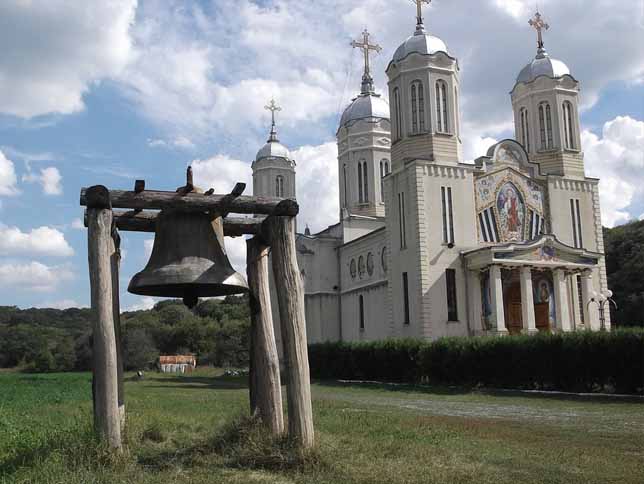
[{"x1": 252, "y1": 4, "x2": 611, "y2": 344}]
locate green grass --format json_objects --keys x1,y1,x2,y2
[{"x1": 1, "y1": 370, "x2": 643, "y2": 484}]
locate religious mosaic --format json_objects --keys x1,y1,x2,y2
[{"x1": 496, "y1": 182, "x2": 525, "y2": 241}]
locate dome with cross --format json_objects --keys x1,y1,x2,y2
[{"x1": 391, "y1": 0, "x2": 449, "y2": 64}]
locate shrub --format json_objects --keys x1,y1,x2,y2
[{"x1": 308, "y1": 329, "x2": 644, "y2": 394}]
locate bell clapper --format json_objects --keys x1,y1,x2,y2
[{"x1": 183, "y1": 292, "x2": 199, "y2": 310}]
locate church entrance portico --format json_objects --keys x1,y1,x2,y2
[{"x1": 464, "y1": 235, "x2": 602, "y2": 335}]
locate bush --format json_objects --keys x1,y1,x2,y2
[{"x1": 308, "y1": 329, "x2": 644, "y2": 394}]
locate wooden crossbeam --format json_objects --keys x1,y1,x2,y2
[
  {"x1": 84, "y1": 209, "x2": 263, "y2": 237},
  {"x1": 80, "y1": 186, "x2": 298, "y2": 216}
]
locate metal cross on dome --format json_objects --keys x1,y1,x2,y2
[
  {"x1": 351, "y1": 29, "x2": 382, "y2": 79},
  {"x1": 529, "y1": 11, "x2": 550, "y2": 49},
  {"x1": 265, "y1": 98, "x2": 282, "y2": 128},
  {"x1": 413, "y1": 0, "x2": 431, "y2": 30}
]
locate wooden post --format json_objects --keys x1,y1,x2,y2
[
  {"x1": 266, "y1": 216, "x2": 314, "y2": 448},
  {"x1": 247, "y1": 237, "x2": 284, "y2": 436},
  {"x1": 87, "y1": 186, "x2": 122, "y2": 450},
  {"x1": 110, "y1": 227, "x2": 125, "y2": 430}
]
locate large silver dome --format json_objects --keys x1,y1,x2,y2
[
  {"x1": 516, "y1": 50, "x2": 570, "y2": 84},
  {"x1": 392, "y1": 31, "x2": 449, "y2": 63},
  {"x1": 255, "y1": 139, "x2": 292, "y2": 162},
  {"x1": 340, "y1": 93, "x2": 390, "y2": 128}
]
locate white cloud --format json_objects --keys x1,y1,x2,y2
[
  {"x1": 0, "y1": 0, "x2": 136, "y2": 118},
  {"x1": 147, "y1": 136, "x2": 195, "y2": 149},
  {"x1": 0, "y1": 223, "x2": 74, "y2": 257},
  {"x1": 143, "y1": 239, "x2": 154, "y2": 258},
  {"x1": 0, "y1": 261, "x2": 74, "y2": 292},
  {"x1": 23, "y1": 166, "x2": 63, "y2": 195},
  {"x1": 583, "y1": 116, "x2": 644, "y2": 228},
  {"x1": 38, "y1": 299, "x2": 87, "y2": 310},
  {"x1": 71, "y1": 218, "x2": 84, "y2": 230},
  {"x1": 0, "y1": 150, "x2": 20, "y2": 196},
  {"x1": 225, "y1": 236, "x2": 249, "y2": 274},
  {"x1": 125, "y1": 296, "x2": 157, "y2": 312},
  {"x1": 191, "y1": 155, "x2": 252, "y2": 193}
]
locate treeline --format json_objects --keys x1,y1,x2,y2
[{"x1": 0, "y1": 296, "x2": 250, "y2": 373}]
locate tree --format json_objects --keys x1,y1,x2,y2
[
  {"x1": 124, "y1": 329, "x2": 159, "y2": 370},
  {"x1": 33, "y1": 347, "x2": 56, "y2": 372},
  {"x1": 54, "y1": 337, "x2": 77, "y2": 371}
]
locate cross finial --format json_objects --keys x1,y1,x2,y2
[
  {"x1": 528, "y1": 10, "x2": 550, "y2": 51},
  {"x1": 351, "y1": 29, "x2": 382, "y2": 94},
  {"x1": 264, "y1": 98, "x2": 282, "y2": 142},
  {"x1": 414, "y1": 0, "x2": 431, "y2": 33}
]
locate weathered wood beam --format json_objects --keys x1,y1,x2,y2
[
  {"x1": 264, "y1": 216, "x2": 314, "y2": 448},
  {"x1": 80, "y1": 186, "x2": 298, "y2": 216},
  {"x1": 247, "y1": 237, "x2": 284, "y2": 436},
  {"x1": 85, "y1": 210, "x2": 264, "y2": 236},
  {"x1": 87, "y1": 193, "x2": 122, "y2": 451}
]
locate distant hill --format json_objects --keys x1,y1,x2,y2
[{"x1": 604, "y1": 220, "x2": 644, "y2": 327}]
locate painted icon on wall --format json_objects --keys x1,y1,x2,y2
[
  {"x1": 496, "y1": 182, "x2": 525, "y2": 241},
  {"x1": 534, "y1": 276, "x2": 556, "y2": 325}
]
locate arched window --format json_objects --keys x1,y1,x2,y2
[
  {"x1": 357, "y1": 163, "x2": 363, "y2": 203},
  {"x1": 520, "y1": 108, "x2": 530, "y2": 152},
  {"x1": 379, "y1": 159, "x2": 389, "y2": 203},
  {"x1": 454, "y1": 87, "x2": 460, "y2": 136},
  {"x1": 359, "y1": 295, "x2": 365, "y2": 330},
  {"x1": 393, "y1": 87, "x2": 402, "y2": 140},
  {"x1": 343, "y1": 164, "x2": 348, "y2": 206},
  {"x1": 436, "y1": 80, "x2": 449, "y2": 133},
  {"x1": 410, "y1": 81, "x2": 425, "y2": 134},
  {"x1": 563, "y1": 101, "x2": 576, "y2": 149},
  {"x1": 275, "y1": 175, "x2": 284, "y2": 197},
  {"x1": 362, "y1": 161, "x2": 368, "y2": 203},
  {"x1": 539, "y1": 103, "x2": 553, "y2": 150}
]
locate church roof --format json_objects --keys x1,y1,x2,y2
[
  {"x1": 516, "y1": 49, "x2": 571, "y2": 84},
  {"x1": 339, "y1": 93, "x2": 390, "y2": 128},
  {"x1": 391, "y1": 31, "x2": 449, "y2": 63},
  {"x1": 255, "y1": 139, "x2": 292, "y2": 162}
]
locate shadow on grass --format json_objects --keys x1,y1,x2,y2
[
  {"x1": 144, "y1": 374, "x2": 249, "y2": 391},
  {"x1": 314, "y1": 379, "x2": 644, "y2": 404}
]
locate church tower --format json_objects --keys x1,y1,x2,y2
[
  {"x1": 252, "y1": 99, "x2": 296, "y2": 199},
  {"x1": 337, "y1": 29, "x2": 391, "y2": 219},
  {"x1": 385, "y1": 0, "x2": 462, "y2": 166},
  {"x1": 511, "y1": 12, "x2": 584, "y2": 178}
]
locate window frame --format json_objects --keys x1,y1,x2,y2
[{"x1": 446, "y1": 268, "x2": 458, "y2": 322}]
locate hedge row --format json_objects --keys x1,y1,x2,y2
[{"x1": 308, "y1": 330, "x2": 644, "y2": 394}]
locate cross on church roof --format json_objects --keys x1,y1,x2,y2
[
  {"x1": 351, "y1": 29, "x2": 382, "y2": 93},
  {"x1": 264, "y1": 98, "x2": 282, "y2": 142},
  {"x1": 528, "y1": 11, "x2": 550, "y2": 50},
  {"x1": 413, "y1": 0, "x2": 431, "y2": 33}
]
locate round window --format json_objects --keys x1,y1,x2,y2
[
  {"x1": 367, "y1": 252, "x2": 374, "y2": 276},
  {"x1": 381, "y1": 247, "x2": 388, "y2": 273},
  {"x1": 358, "y1": 255, "x2": 366, "y2": 279}
]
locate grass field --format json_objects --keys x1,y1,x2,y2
[{"x1": 1, "y1": 369, "x2": 643, "y2": 484}]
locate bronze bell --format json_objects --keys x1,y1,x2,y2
[{"x1": 128, "y1": 192, "x2": 248, "y2": 308}]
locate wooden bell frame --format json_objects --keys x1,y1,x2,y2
[{"x1": 80, "y1": 176, "x2": 314, "y2": 451}]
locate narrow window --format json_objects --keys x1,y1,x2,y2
[
  {"x1": 380, "y1": 161, "x2": 384, "y2": 202},
  {"x1": 546, "y1": 104, "x2": 553, "y2": 148},
  {"x1": 539, "y1": 105, "x2": 546, "y2": 150},
  {"x1": 385, "y1": 161, "x2": 390, "y2": 174},
  {"x1": 570, "y1": 199, "x2": 578, "y2": 248},
  {"x1": 563, "y1": 103, "x2": 570, "y2": 149},
  {"x1": 564, "y1": 102, "x2": 575, "y2": 149},
  {"x1": 418, "y1": 82, "x2": 425, "y2": 132},
  {"x1": 441, "y1": 186, "x2": 454, "y2": 244},
  {"x1": 398, "y1": 192, "x2": 407, "y2": 249},
  {"x1": 411, "y1": 83, "x2": 418, "y2": 134},
  {"x1": 454, "y1": 87, "x2": 460, "y2": 136},
  {"x1": 520, "y1": 108, "x2": 530, "y2": 152},
  {"x1": 436, "y1": 83, "x2": 442, "y2": 133},
  {"x1": 435, "y1": 81, "x2": 449, "y2": 133},
  {"x1": 275, "y1": 176, "x2": 284, "y2": 197},
  {"x1": 343, "y1": 165, "x2": 347, "y2": 206},
  {"x1": 576, "y1": 276, "x2": 585, "y2": 324},
  {"x1": 479, "y1": 213, "x2": 489, "y2": 242},
  {"x1": 363, "y1": 161, "x2": 368, "y2": 203},
  {"x1": 489, "y1": 209, "x2": 500, "y2": 242},
  {"x1": 359, "y1": 295, "x2": 365, "y2": 330},
  {"x1": 575, "y1": 199, "x2": 583, "y2": 248},
  {"x1": 402, "y1": 272, "x2": 410, "y2": 325},
  {"x1": 446, "y1": 269, "x2": 458, "y2": 321},
  {"x1": 358, "y1": 163, "x2": 363, "y2": 203},
  {"x1": 441, "y1": 82, "x2": 448, "y2": 133},
  {"x1": 393, "y1": 88, "x2": 402, "y2": 140}
]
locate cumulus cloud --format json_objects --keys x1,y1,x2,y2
[
  {"x1": 0, "y1": 223, "x2": 74, "y2": 257},
  {"x1": 0, "y1": 150, "x2": 20, "y2": 196},
  {"x1": 191, "y1": 155, "x2": 252, "y2": 193},
  {"x1": 0, "y1": 0, "x2": 136, "y2": 118},
  {"x1": 148, "y1": 136, "x2": 195, "y2": 149},
  {"x1": 125, "y1": 296, "x2": 157, "y2": 312},
  {"x1": 583, "y1": 116, "x2": 644, "y2": 227},
  {"x1": 38, "y1": 299, "x2": 86, "y2": 310},
  {"x1": 23, "y1": 167, "x2": 63, "y2": 195},
  {"x1": 0, "y1": 261, "x2": 74, "y2": 292},
  {"x1": 71, "y1": 218, "x2": 85, "y2": 230}
]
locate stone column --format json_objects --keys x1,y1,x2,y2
[
  {"x1": 469, "y1": 270, "x2": 483, "y2": 335},
  {"x1": 553, "y1": 269, "x2": 572, "y2": 332},
  {"x1": 581, "y1": 270, "x2": 599, "y2": 331},
  {"x1": 489, "y1": 265, "x2": 507, "y2": 335},
  {"x1": 519, "y1": 266, "x2": 537, "y2": 334}
]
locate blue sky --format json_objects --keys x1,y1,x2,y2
[{"x1": 0, "y1": 0, "x2": 642, "y2": 310}]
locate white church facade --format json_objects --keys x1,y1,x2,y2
[{"x1": 252, "y1": 6, "x2": 611, "y2": 345}]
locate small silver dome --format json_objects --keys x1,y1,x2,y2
[
  {"x1": 516, "y1": 50, "x2": 570, "y2": 84},
  {"x1": 392, "y1": 31, "x2": 449, "y2": 63},
  {"x1": 255, "y1": 140, "x2": 292, "y2": 162},
  {"x1": 340, "y1": 93, "x2": 389, "y2": 128}
]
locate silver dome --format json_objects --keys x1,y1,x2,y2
[
  {"x1": 392, "y1": 31, "x2": 449, "y2": 63},
  {"x1": 340, "y1": 93, "x2": 390, "y2": 128},
  {"x1": 516, "y1": 50, "x2": 570, "y2": 84},
  {"x1": 255, "y1": 140, "x2": 292, "y2": 162}
]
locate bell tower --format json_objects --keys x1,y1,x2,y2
[
  {"x1": 337, "y1": 29, "x2": 391, "y2": 219},
  {"x1": 385, "y1": 0, "x2": 462, "y2": 167},
  {"x1": 511, "y1": 11, "x2": 584, "y2": 178},
  {"x1": 252, "y1": 99, "x2": 296, "y2": 199}
]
